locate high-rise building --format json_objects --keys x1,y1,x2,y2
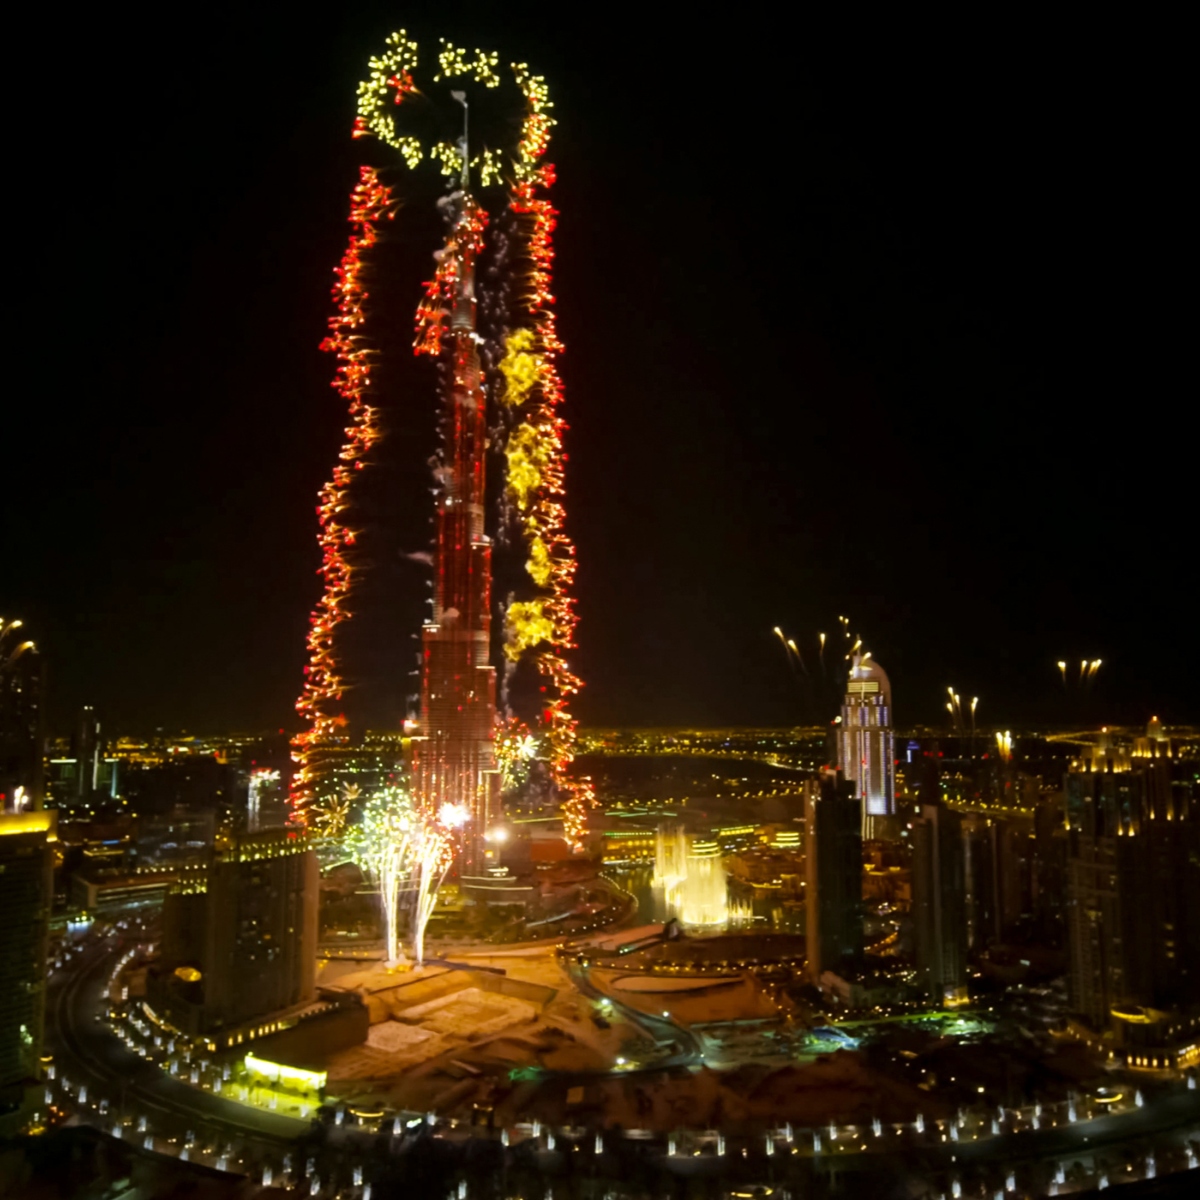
[
  {"x1": 135, "y1": 804, "x2": 216, "y2": 869},
  {"x1": 73, "y1": 705, "x2": 101, "y2": 806},
  {"x1": 961, "y1": 813, "x2": 1035, "y2": 949},
  {"x1": 1031, "y1": 791, "x2": 1068, "y2": 941},
  {"x1": 0, "y1": 810, "x2": 55, "y2": 1135},
  {"x1": 805, "y1": 771, "x2": 863, "y2": 983},
  {"x1": 1, "y1": 622, "x2": 43, "y2": 813},
  {"x1": 913, "y1": 800, "x2": 968, "y2": 1005},
  {"x1": 410, "y1": 175, "x2": 500, "y2": 875},
  {"x1": 153, "y1": 827, "x2": 318, "y2": 1037},
  {"x1": 837, "y1": 653, "x2": 895, "y2": 837},
  {"x1": 1065, "y1": 756, "x2": 1200, "y2": 1032}
]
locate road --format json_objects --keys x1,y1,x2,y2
[
  {"x1": 47, "y1": 937, "x2": 309, "y2": 1157},
  {"x1": 44, "y1": 926, "x2": 1200, "y2": 1195}
]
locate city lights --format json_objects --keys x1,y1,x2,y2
[{"x1": 19, "y1": 27, "x2": 1199, "y2": 1200}]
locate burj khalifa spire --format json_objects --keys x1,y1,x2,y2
[{"x1": 411, "y1": 92, "x2": 501, "y2": 875}]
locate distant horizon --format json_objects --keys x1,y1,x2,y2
[{"x1": 41, "y1": 718, "x2": 1196, "y2": 743}]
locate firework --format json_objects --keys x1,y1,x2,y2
[
  {"x1": 342, "y1": 785, "x2": 463, "y2": 965},
  {"x1": 412, "y1": 820, "x2": 453, "y2": 967},
  {"x1": 343, "y1": 32, "x2": 593, "y2": 854},
  {"x1": 499, "y1": 66, "x2": 593, "y2": 845},
  {"x1": 354, "y1": 30, "x2": 422, "y2": 166},
  {"x1": 495, "y1": 715, "x2": 539, "y2": 791},
  {"x1": 346, "y1": 785, "x2": 416, "y2": 965},
  {"x1": 312, "y1": 794, "x2": 352, "y2": 839},
  {"x1": 291, "y1": 168, "x2": 394, "y2": 824}
]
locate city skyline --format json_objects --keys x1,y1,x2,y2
[{"x1": 5, "y1": 16, "x2": 1197, "y2": 1194}]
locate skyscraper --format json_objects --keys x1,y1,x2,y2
[
  {"x1": 154, "y1": 827, "x2": 318, "y2": 1038},
  {"x1": 73, "y1": 705, "x2": 101, "y2": 807},
  {"x1": 0, "y1": 619, "x2": 53, "y2": 1131},
  {"x1": 410, "y1": 164, "x2": 500, "y2": 875},
  {"x1": 0, "y1": 621, "x2": 43, "y2": 813},
  {"x1": 837, "y1": 653, "x2": 895, "y2": 838},
  {"x1": 0, "y1": 809, "x2": 54, "y2": 1135},
  {"x1": 805, "y1": 771, "x2": 864, "y2": 983},
  {"x1": 961, "y1": 813, "x2": 1035, "y2": 950},
  {"x1": 1065, "y1": 756, "x2": 1200, "y2": 1032},
  {"x1": 913, "y1": 799, "x2": 968, "y2": 1005}
]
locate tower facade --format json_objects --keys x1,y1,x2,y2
[
  {"x1": 805, "y1": 771, "x2": 864, "y2": 983},
  {"x1": 154, "y1": 827, "x2": 318, "y2": 1037},
  {"x1": 838, "y1": 653, "x2": 895, "y2": 837},
  {"x1": 1065, "y1": 757, "x2": 1200, "y2": 1030},
  {"x1": 913, "y1": 800, "x2": 968, "y2": 1005},
  {"x1": 0, "y1": 626, "x2": 43, "y2": 813},
  {"x1": 411, "y1": 190, "x2": 500, "y2": 874},
  {"x1": 0, "y1": 810, "x2": 54, "y2": 1135}
]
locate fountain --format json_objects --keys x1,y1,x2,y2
[
  {"x1": 653, "y1": 826, "x2": 730, "y2": 928},
  {"x1": 679, "y1": 842, "x2": 728, "y2": 927},
  {"x1": 652, "y1": 826, "x2": 688, "y2": 892}
]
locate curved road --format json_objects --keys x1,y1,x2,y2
[
  {"x1": 47, "y1": 939, "x2": 309, "y2": 1154},
  {"x1": 46, "y1": 929, "x2": 1200, "y2": 1193}
]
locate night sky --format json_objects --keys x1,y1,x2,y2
[{"x1": 6, "y1": 7, "x2": 1190, "y2": 734}]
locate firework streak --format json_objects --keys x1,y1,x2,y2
[
  {"x1": 412, "y1": 822, "x2": 454, "y2": 965},
  {"x1": 500, "y1": 64, "x2": 595, "y2": 848},
  {"x1": 345, "y1": 785, "x2": 457, "y2": 964},
  {"x1": 345, "y1": 785, "x2": 413, "y2": 963},
  {"x1": 291, "y1": 168, "x2": 394, "y2": 823}
]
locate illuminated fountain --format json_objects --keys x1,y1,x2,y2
[
  {"x1": 678, "y1": 839, "x2": 728, "y2": 927},
  {"x1": 652, "y1": 826, "x2": 688, "y2": 893},
  {"x1": 728, "y1": 895, "x2": 755, "y2": 927},
  {"x1": 653, "y1": 826, "x2": 732, "y2": 929}
]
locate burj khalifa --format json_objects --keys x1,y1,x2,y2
[{"x1": 410, "y1": 122, "x2": 501, "y2": 875}]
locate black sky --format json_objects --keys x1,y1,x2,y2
[{"x1": 5, "y1": 6, "x2": 1191, "y2": 734}]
